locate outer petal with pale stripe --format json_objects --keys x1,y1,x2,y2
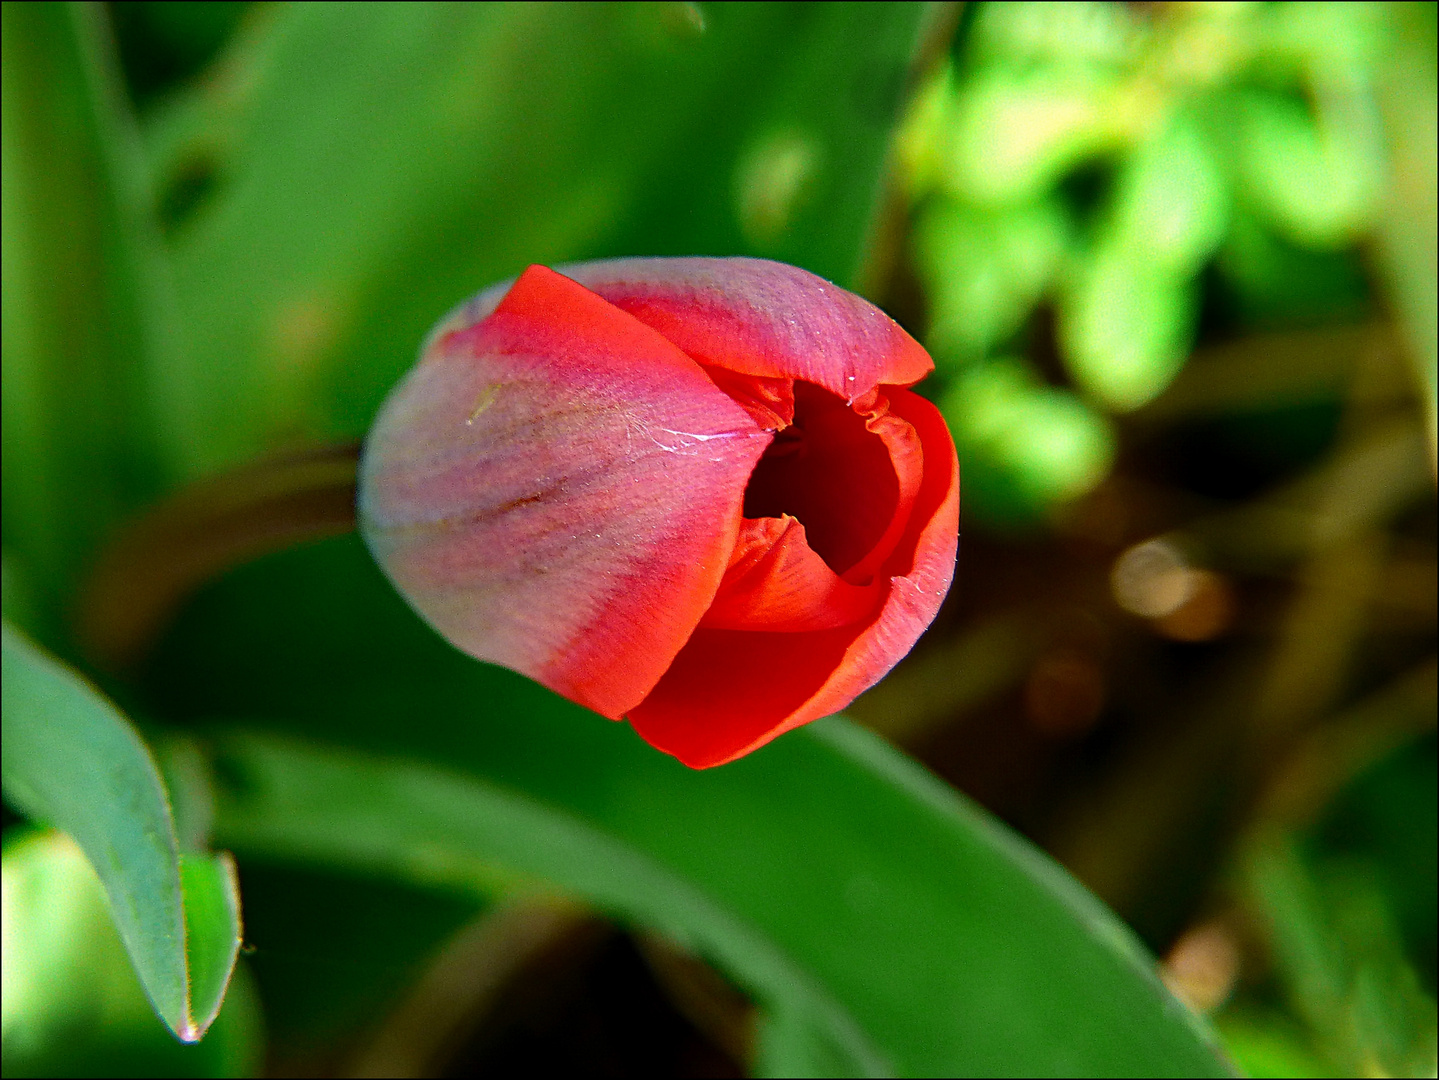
[
  {"x1": 360, "y1": 265, "x2": 771, "y2": 718},
  {"x1": 363, "y1": 257, "x2": 958, "y2": 768}
]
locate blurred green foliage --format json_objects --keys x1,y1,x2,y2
[{"x1": 899, "y1": 0, "x2": 1432, "y2": 524}]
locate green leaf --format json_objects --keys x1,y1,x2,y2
[
  {"x1": 1, "y1": 2, "x2": 174, "y2": 625},
  {"x1": 179, "y1": 853, "x2": 243, "y2": 1040},
  {"x1": 1110, "y1": 109, "x2": 1229, "y2": 277},
  {"x1": 1243, "y1": 836, "x2": 1438, "y2": 1076},
  {"x1": 153, "y1": 534, "x2": 1230, "y2": 1075},
  {"x1": 176, "y1": 534, "x2": 1232, "y2": 1080},
  {"x1": 941, "y1": 67, "x2": 1129, "y2": 205},
  {"x1": 939, "y1": 357, "x2": 1116, "y2": 522},
  {"x1": 1, "y1": 624, "x2": 241, "y2": 1044},
  {"x1": 1227, "y1": 87, "x2": 1383, "y2": 250},
  {"x1": 1215, "y1": 207, "x2": 1370, "y2": 328},
  {"x1": 209, "y1": 724, "x2": 1229, "y2": 1075},
  {"x1": 1061, "y1": 235, "x2": 1198, "y2": 411},
  {"x1": 914, "y1": 195, "x2": 1070, "y2": 362},
  {"x1": 755, "y1": 1002, "x2": 870, "y2": 1078},
  {"x1": 148, "y1": 2, "x2": 931, "y2": 478},
  {"x1": 1372, "y1": 0, "x2": 1438, "y2": 474},
  {"x1": 1, "y1": 830, "x2": 264, "y2": 1078}
]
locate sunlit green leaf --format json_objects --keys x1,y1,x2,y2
[
  {"x1": 179, "y1": 853, "x2": 243, "y2": 1041},
  {"x1": 914, "y1": 196, "x2": 1069, "y2": 362},
  {"x1": 1228, "y1": 87, "x2": 1382, "y2": 250},
  {"x1": 1, "y1": 830, "x2": 263, "y2": 1078},
  {"x1": 941, "y1": 67, "x2": 1128, "y2": 205},
  {"x1": 1372, "y1": 0, "x2": 1438, "y2": 473},
  {"x1": 940, "y1": 357, "x2": 1116, "y2": 522},
  {"x1": 1, "y1": 624, "x2": 241, "y2": 1044},
  {"x1": 968, "y1": 0, "x2": 1143, "y2": 71},
  {"x1": 1111, "y1": 109, "x2": 1229, "y2": 276},
  {"x1": 1061, "y1": 236, "x2": 1197, "y2": 411}
]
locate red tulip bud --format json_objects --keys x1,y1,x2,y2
[{"x1": 359, "y1": 258, "x2": 958, "y2": 767}]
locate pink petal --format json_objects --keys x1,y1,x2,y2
[
  {"x1": 435, "y1": 257, "x2": 933, "y2": 399},
  {"x1": 359, "y1": 266, "x2": 772, "y2": 718}
]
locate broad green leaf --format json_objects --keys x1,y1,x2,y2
[
  {"x1": 967, "y1": 0, "x2": 1143, "y2": 71},
  {"x1": 208, "y1": 723, "x2": 1229, "y2": 1076},
  {"x1": 941, "y1": 67, "x2": 1129, "y2": 205},
  {"x1": 1, "y1": 624, "x2": 241, "y2": 1043},
  {"x1": 158, "y1": 529, "x2": 1227, "y2": 1074},
  {"x1": 1228, "y1": 87, "x2": 1383, "y2": 250},
  {"x1": 938, "y1": 358, "x2": 1115, "y2": 523},
  {"x1": 153, "y1": 528, "x2": 1230, "y2": 1076},
  {"x1": 148, "y1": 2, "x2": 931, "y2": 478},
  {"x1": 755, "y1": 1002, "x2": 869, "y2": 1078},
  {"x1": 1, "y1": 830, "x2": 263, "y2": 1078},
  {"x1": 1, "y1": 2, "x2": 174, "y2": 626}
]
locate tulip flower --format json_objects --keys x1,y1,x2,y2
[{"x1": 359, "y1": 258, "x2": 958, "y2": 767}]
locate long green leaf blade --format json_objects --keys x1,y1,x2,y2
[
  {"x1": 1, "y1": 2, "x2": 171, "y2": 627},
  {"x1": 178, "y1": 852, "x2": 243, "y2": 1039},
  {"x1": 209, "y1": 723, "x2": 1230, "y2": 1076}
]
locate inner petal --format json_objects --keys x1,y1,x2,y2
[
  {"x1": 741, "y1": 382, "x2": 923, "y2": 583},
  {"x1": 700, "y1": 515, "x2": 881, "y2": 632}
]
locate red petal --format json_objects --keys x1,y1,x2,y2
[
  {"x1": 700, "y1": 516, "x2": 882, "y2": 632},
  {"x1": 627, "y1": 625, "x2": 862, "y2": 767},
  {"x1": 628, "y1": 387, "x2": 958, "y2": 768},
  {"x1": 562, "y1": 258, "x2": 932, "y2": 397},
  {"x1": 698, "y1": 366, "x2": 794, "y2": 430},
  {"x1": 425, "y1": 258, "x2": 931, "y2": 399},
  {"x1": 360, "y1": 265, "x2": 771, "y2": 718}
]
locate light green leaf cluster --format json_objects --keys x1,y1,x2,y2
[{"x1": 902, "y1": 1, "x2": 1405, "y2": 523}]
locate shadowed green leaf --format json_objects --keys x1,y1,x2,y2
[
  {"x1": 146, "y1": 2, "x2": 931, "y2": 477},
  {"x1": 209, "y1": 720, "x2": 1229, "y2": 1076},
  {"x1": 1, "y1": 2, "x2": 173, "y2": 632}
]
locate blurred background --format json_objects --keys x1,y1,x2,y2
[{"x1": 3, "y1": 2, "x2": 1435, "y2": 1077}]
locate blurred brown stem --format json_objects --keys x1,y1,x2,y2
[{"x1": 76, "y1": 442, "x2": 360, "y2": 671}]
